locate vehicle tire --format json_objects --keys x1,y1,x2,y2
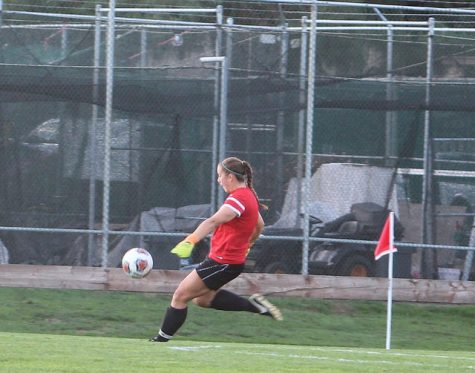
[
  {"x1": 264, "y1": 261, "x2": 290, "y2": 274},
  {"x1": 336, "y1": 254, "x2": 374, "y2": 277}
]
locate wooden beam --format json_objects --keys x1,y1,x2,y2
[{"x1": 0, "y1": 264, "x2": 474, "y2": 304}]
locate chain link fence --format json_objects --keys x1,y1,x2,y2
[{"x1": 0, "y1": 3, "x2": 475, "y2": 283}]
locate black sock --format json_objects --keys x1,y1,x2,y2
[
  {"x1": 210, "y1": 290, "x2": 260, "y2": 313},
  {"x1": 158, "y1": 306, "x2": 188, "y2": 341}
]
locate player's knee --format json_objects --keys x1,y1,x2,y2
[
  {"x1": 192, "y1": 296, "x2": 212, "y2": 308},
  {"x1": 172, "y1": 288, "x2": 189, "y2": 306}
]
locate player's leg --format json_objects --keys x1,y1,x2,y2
[
  {"x1": 171, "y1": 269, "x2": 212, "y2": 308},
  {"x1": 191, "y1": 258, "x2": 283, "y2": 321},
  {"x1": 150, "y1": 269, "x2": 212, "y2": 342},
  {"x1": 191, "y1": 258, "x2": 253, "y2": 311},
  {"x1": 200, "y1": 289, "x2": 255, "y2": 311},
  {"x1": 206, "y1": 289, "x2": 283, "y2": 320}
]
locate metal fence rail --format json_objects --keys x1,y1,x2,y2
[{"x1": 0, "y1": 2, "x2": 474, "y2": 283}]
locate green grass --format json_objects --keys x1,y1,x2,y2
[
  {"x1": 1, "y1": 332, "x2": 475, "y2": 373},
  {"x1": 1, "y1": 287, "x2": 475, "y2": 372},
  {"x1": 0, "y1": 287, "x2": 475, "y2": 351}
]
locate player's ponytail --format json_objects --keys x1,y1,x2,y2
[{"x1": 221, "y1": 157, "x2": 268, "y2": 210}]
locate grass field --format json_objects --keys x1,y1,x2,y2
[
  {"x1": 2, "y1": 332, "x2": 475, "y2": 372},
  {"x1": 1, "y1": 287, "x2": 475, "y2": 371}
]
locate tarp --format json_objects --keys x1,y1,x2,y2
[{"x1": 273, "y1": 163, "x2": 398, "y2": 228}]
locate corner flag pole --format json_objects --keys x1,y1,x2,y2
[
  {"x1": 375, "y1": 211, "x2": 398, "y2": 350},
  {"x1": 385, "y1": 211, "x2": 395, "y2": 350}
]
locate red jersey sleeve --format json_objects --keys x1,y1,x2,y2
[{"x1": 223, "y1": 196, "x2": 246, "y2": 217}]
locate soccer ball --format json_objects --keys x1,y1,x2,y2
[{"x1": 122, "y1": 248, "x2": 153, "y2": 279}]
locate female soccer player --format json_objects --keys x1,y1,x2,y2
[{"x1": 150, "y1": 156, "x2": 282, "y2": 342}]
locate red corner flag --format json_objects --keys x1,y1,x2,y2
[{"x1": 374, "y1": 214, "x2": 397, "y2": 260}]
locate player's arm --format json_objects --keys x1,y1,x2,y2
[
  {"x1": 170, "y1": 205, "x2": 236, "y2": 258},
  {"x1": 189, "y1": 205, "x2": 236, "y2": 242}
]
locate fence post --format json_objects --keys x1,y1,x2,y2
[
  {"x1": 102, "y1": 0, "x2": 116, "y2": 268},
  {"x1": 302, "y1": 4, "x2": 318, "y2": 275},
  {"x1": 87, "y1": 4, "x2": 102, "y2": 266},
  {"x1": 296, "y1": 16, "x2": 308, "y2": 228},
  {"x1": 421, "y1": 17, "x2": 436, "y2": 278}
]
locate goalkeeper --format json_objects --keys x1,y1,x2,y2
[{"x1": 150, "y1": 156, "x2": 282, "y2": 343}]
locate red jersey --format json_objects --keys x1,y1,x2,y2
[{"x1": 209, "y1": 187, "x2": 259, "y2": 264}]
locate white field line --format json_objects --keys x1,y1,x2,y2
[
  {"x1": 168, "y1": 345, "x2": 223, "y2": 351},
  {"x1": 279, "y1": 345, "x2": 475, "y2": 362},
  {"x1": 238, "y1": 344, "x2": 475, "y2": 362},
  {"x1": 169, "y1": 344, "x2": 475, "y2": 370},
  {"x1": 233, "y1": 350, "x2": 475, "y2": 370}
]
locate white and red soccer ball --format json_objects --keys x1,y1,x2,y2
[{"x1": 122, "y1": 248, "x2": 153, "y2": 279}]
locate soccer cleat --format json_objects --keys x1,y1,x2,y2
[
  {"x1": 149, "y1": 335, "x2": 169, "y2": 342},
  {"x1": 149, "y1": 330, "x2": 171, "y2": 342},
  {"x1": 249, "y1": 293, "x2": 283, "y2": 321}
]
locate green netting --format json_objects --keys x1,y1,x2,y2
[{"x1": 0, "y1": 10, "x2": 474, "y2": 280}]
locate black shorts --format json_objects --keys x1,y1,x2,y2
[{"x1": 195, "y1": 257, "x2": 244, "y2": 290}]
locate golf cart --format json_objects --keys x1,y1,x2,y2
[{"x1": 245, "y1": 202, "x2": 406, "y2": 277}]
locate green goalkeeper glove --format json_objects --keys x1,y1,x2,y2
[
  {"x1": 171, "y1": 241, "x2": 195, "y2": 259},
  {"x1": 170, "y1": 233, "x2": 199, "y2": 259}
]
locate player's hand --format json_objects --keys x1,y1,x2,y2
[{"x1": 171, "y1": 240, "x2": 195, "y2": 258}]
